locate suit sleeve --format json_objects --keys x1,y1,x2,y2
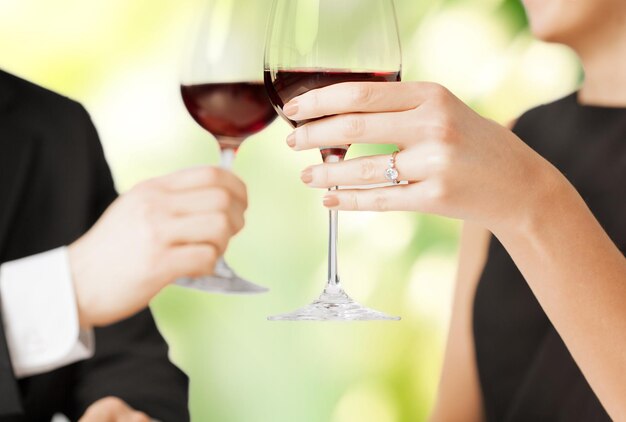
[
  {"x1": 66, "y1": 105, "x2": 190, "y2": 421},
  {"x1": 0, "y1": 303, "x2": 22, "y2": 416}
]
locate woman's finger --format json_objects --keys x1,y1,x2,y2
[
  {"x1": 322, "y1": 183, "x2": 433, "y2": 212},
  {"x1": 302, "y1": 151, "x2": 427, "y2": 188},
  {"x1": 284, "y1": 81, "x2": 444, "y2": 121},
  {"x1": 288, "y1": 110, "x2": 420, "y2": 151}
]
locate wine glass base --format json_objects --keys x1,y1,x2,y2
[
  {"x1": 175, "y1": 259, "x2": 269, "y2": 294},
  {"x1": 268, "y1": 288, "x2": 400, "y2": 321}
]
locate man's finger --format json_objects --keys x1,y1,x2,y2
[
  {"x1": 79, "y1": 397, "x2": 131, "y2": 422},
  {"x1": 120, "y1": 410, "x2": 151, "y2": 422},
  {"x1": 165, "y1": 188, "x2": 247, "y2": 216},
  {"x1": 162, "y1": 213, "x2": 239, "y2": 253},
  {"x1": 163, "y1": 244, "x2": 218, "y2": 280},
  {"x1": 154, "y1": 166, "x2": 247, "y2": 204}
]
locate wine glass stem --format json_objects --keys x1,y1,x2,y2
[
  {"x1": 215, "y1": 143, "x2": 239, "y2": 273},
  {"x1": 326, "y1": 186, "x2": 341, "y2": 293},
  {"x1": 219, "y1": 147, "x2": 236, "y2": 169}
]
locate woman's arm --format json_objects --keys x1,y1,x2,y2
[
  {"x1": 283, "y1": 81, "x2": 626, "y2": 420},
  {"x1": 430, "y1": 222, "x2": 490, "y2": 422},
  {"x1": 493, "y1": 172, "x2": 626, "y2": 421}
]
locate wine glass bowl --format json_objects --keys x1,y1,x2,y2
[
  {"x1": 176, "y1": 0, "x2": 276, "y2": 294},
  {"x1": 180, "y1": 82, "x2": 276, "y2": 150},
  {"x1": 265, "y1": 0, "x2": 402, "y2": 320}
]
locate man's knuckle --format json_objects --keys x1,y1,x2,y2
[
  {"x1": 214, "y1": 213, "x2": 232, "y2": 236},
  {"x1": 137, "y1": 200, "x2": 154, "y2": 219},
  {"x1": 200, "y1": 166, "x2": 220, "y2": 184},
  {"x1": 145, "y1": 222, "x2": 164, "y2": 247},
  {"x1": 213, "y1": 189, "x2": 232, "y2": 209},
  {"x1": 200, "y1": 246, "x2": 218, "y2": 268},
  {"x1": 131, "y1": 412, "x2": 150, "y2": 422}
]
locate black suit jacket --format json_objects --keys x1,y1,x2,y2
[{"x1": 0, "y1": 70, "x2": 190, "y2": 421}]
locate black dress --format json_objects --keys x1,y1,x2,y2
[{"x1": 473, "y1": 93, "x2": 626, "y2": 422}]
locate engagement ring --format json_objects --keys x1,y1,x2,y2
[{"x1": 384, "y1": 150, "x2": 400, "y2": 184}]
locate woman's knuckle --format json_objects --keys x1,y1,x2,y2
[
  {"x1": 428, "y1": 83, "x2": 450, "y2": 101},
  {"x1": 296, "y1": 124, "x2": 311, "y2": 148},
  {"x1": 348, "y1": 192, "x2": 360, "y2": 210},
  {"x1": 428, "y1": 180, "x2": 449, "y2": 202},
  {"x1": 358, "y1": 158, "x2": 378, "y2": 182},
  {"x1": 373, "y1": 194, "x2": 389, "y2": 211},
  {"x1": 342, "y1": 115, "x2": 366, "y2": 139},
  {"x1": 315, "y1": 165, "x2": 330, "y2": 186},
  {"x1": 429, "y1": 150, "x2": 452, "y2": 173},
  {"x1": 351, "y1": 83, "x2": 373, "y2": 105},
  {"x1": 307, "y1": 90, "x2": 319, "y2": 110}
]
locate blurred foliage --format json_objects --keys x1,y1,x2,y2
[{"x1": 0, "y1": 0, "x2": 580, "y2": 420}]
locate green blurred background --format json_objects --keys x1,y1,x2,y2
[{"x1": 0, "y1": 0, "x2": 580, "y2": 420}]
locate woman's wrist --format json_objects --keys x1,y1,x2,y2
[{"x1": 490, "y1": 159, "x2": 577, "y2": 242}]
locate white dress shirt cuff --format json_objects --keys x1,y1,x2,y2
[{"x1": 0, "y1": 247, "x2": 95, "y2": 378}]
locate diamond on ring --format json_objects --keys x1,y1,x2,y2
[{"x1": 384, "y1": 151, "x2": 400, "y2": 184}]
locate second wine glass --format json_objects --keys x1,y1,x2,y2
[
  {"x1": 265, "y1": 0, "x2": 402, "y2": 320},
  {"x1": 177, "y1": 0, "x2": 277, "y2": 294}
]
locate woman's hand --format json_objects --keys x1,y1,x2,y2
[
  {"x1": 286, "y1": 82, "x2": 563, "y2": 232},
  {"x1": 69, "y1": 166, "x2": 247, "y2": 328}
]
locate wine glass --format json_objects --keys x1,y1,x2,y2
[
  {"x1": 176, "y1": 0, "x2": 277, "y2": 294},
  {"x1": 265, "y1": 0, "x2": 402, "y2": 320}
]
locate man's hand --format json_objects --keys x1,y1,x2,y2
[
  {"x1": 69, "y1": 166, "x2": 247, "y2": 328},
  {"x1": 79, "y1": 397, "x2": 151, "y2": 422}
]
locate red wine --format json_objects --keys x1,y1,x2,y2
[
  {"x1": 181, "y1": 82, "x2": 277, "y2": 149},
  {"x1": 264, "y1": 69, "x2": 401, "y2": 160}
]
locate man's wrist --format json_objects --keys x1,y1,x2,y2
[
  {"x1": 67, "y1": 239, "x2": 92, "y2": 330},
  {"x1": 0, "y1": 247, "x2": 95, "y2": 377}
]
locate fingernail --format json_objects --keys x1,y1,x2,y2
[
  {"x1": 283, "y1": 100, "x2": 298, "y2": 117},
  {"x1": 300, "y1": 167, "x2": 313, "y2": 184},
  {"x1": 323, "y1": 195, "x2": 339, "y2": 208},
  {"x1": 286, "y1": 132, "x2": 296, "y2": 148}
]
